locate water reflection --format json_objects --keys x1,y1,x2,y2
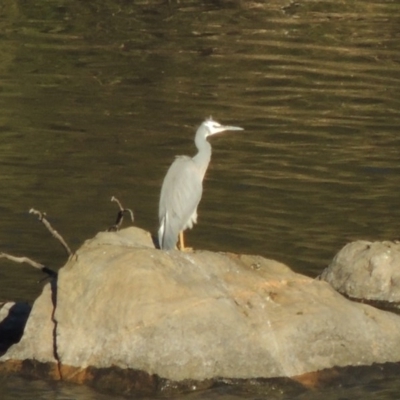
[
  {"x1": 3, "y1": 369, "x2": 400, "y2": 400},
  {"x1": 0, "y1": 375, "x2": 126, "y2": 400},
  {"x1": 0, "y1": 0, "x2": 399, "y2": 397}
]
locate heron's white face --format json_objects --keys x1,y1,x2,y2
[
  {"x1": 203, "y1": 118, "x2": 225, "y2": 136},
  {"x1": 202, "y1": 117, "x2": 244, "y2": 137}
]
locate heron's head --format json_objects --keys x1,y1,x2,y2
[{"x1": 202, "y1": 117, "x2": 243, "y2": 138}]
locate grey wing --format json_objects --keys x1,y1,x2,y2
[{"x1": 158, "y1": 156, "x2": 202, "y2": 249}]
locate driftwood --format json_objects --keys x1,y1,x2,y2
[
  {"x1": 1, "y1": 198, "x2": 134, "y2": 283},
  {"x1": 0, "y1": 208, "x2": 72, "y2": 280},
  {"x1": 107, "y1": 196, "x2": 134, "y2": 232},
  {"x1": 29, "y1": 208, "x2": 72, "y2": 257},
  {"x1": 0, "y1": 253, "x2": 57, "y2": 278}
]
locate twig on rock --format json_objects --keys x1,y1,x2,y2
[
  {"x1": 0, "y1": 252, "x2": 57, "y2": 278},
  {"x1": 29, "y1": 208, "x2": 73, "y2": 257},
  {"x1": 108, "y1": 196, "x2": 134, "y2": 231}
]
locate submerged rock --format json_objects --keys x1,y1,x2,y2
[
  {"x1": 2, "y1": 228, "x2": 400, "y2": 395},
  {"x1": 320, "y1": 240, "x2": 400, "y2": 304},
  {"x1": 0, "y1": 302, "x2": 31, "y2": 357}
]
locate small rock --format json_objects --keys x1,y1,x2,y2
[{"x1": 320, "y1": 240, "x2": 400, "y2": 303}]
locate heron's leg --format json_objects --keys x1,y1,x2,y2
[
  {"x1": 179, "y1": 232, "x2": 193, "y2": 252},
  {"x1": 179, "y1": 231, "x2": 185, "y2": 251}
]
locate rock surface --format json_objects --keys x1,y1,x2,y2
[
  {"x1": 2, "y1": 228, "x2": 400, "y2": 394},
  {"x1": 320, "y1": 240, "x2": 400, "y2": 302}
]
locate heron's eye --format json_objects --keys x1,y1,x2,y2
[{"x1": 204, "y1": 120, "x2": 221, "y2": 132}]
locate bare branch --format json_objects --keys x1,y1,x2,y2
[
  {"x1": 111, "y1": 196, "x2": 123, "y2": 211},
  {"x1": 108, "y1": 196, "x2": 134, "y2": 231},
  {"x1": 0, "y1": 252, "x2": 57, "y2": 278},
  {"x1": 29, "y1": 208, "x2": 73, "y2": 257}
]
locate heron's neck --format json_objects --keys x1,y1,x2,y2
[{"x1": 193, "y1": 137, "x2": 212, "y2": 179}]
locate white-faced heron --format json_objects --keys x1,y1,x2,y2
[{"x1": 158, "y1": 117, "x2": 243, "y2": 250}]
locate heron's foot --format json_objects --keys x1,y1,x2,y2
[
  {"x1": 178, "y1": 232, "x2": 193, "y2": 252},
  {"x1": 180, "y1": 246, "x2": 193, "y2": 252}
]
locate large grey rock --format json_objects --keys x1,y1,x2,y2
[
  {"x1": 320, "y1": 240, "x2": 400, "y2": 302},
  {"x1": 3, "y1": 228, "x2": 400, "y2": 389}
]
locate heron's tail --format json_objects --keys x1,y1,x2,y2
[
  {"x1": 158, "y1": 216, "x2": 166, "y2": 249},
  {"x1": 158, "y1": 213, "x2": 178, "y2": 250}
]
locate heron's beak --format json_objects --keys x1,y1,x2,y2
[
  {"x1": 211, "y1": 125, "x2": 243, "y2": 135},
  {"x1": 223, "y1": 126, "x2": 244, "y2": 132}
]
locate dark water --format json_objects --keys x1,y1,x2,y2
[
  {"x1": 3, "y1": 371, "x2": 400, "y2": 400},
  {"x1": 0, "y1": 0, "x2": 399, "y2": 398}
]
